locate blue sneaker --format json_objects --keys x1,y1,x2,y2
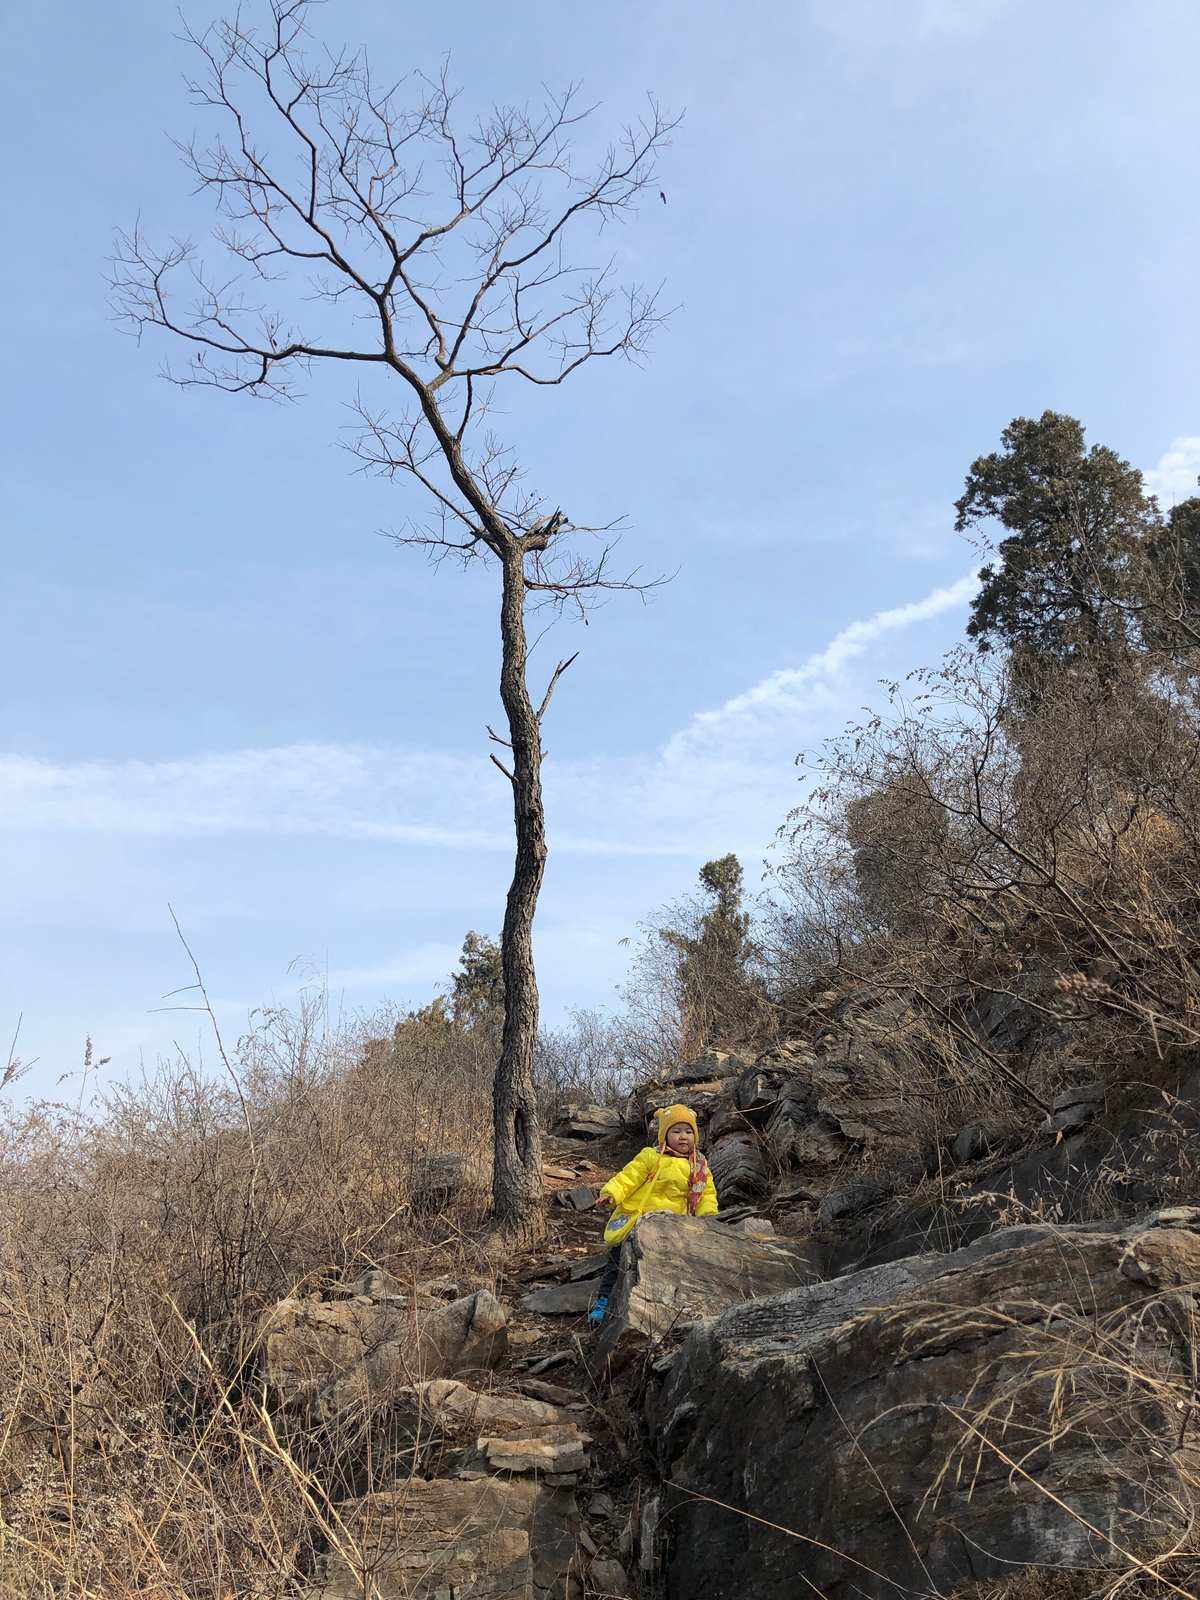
[{"x1": 587, "y1": 1295, "x2": 608, "y2": 1326}]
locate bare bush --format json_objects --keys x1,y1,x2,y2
[
  {"x1": 0, "y1": 994, "x2": 503, "y2": 1596},
  {"x1": 771, "y1": 641, "x2": 1200, "y2": 1143}
]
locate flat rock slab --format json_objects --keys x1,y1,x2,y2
[
  {"x1": 596, "y1": 1212, "x2": 822, "y2": 1364},
  {"x1": 657, "y1": 1208, "x2": 1200, "y2": 1600},
  {"x1": 473, "y1": 1423, "x2": 591, "y2": 1477},
  {"x1": 263, "y1": 1289, "x2": 507, "y2": 1412},
  {"x1": 304, "y1": 1477, "x2": 578, "y2": 1599},
  {"x1": 553, "y1": 1104, "x2": 623, "y2": 1139},
  {"x1": 520, "y1": 1279, "x2": 599, "y2": 1317},
  {"x1": 405, "y1": 1379, "x2": 571, "y2": 1437}
]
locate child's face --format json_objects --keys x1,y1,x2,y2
[{"x1": 665, "y1": 1123, "x2": 695, "y2": 1156}]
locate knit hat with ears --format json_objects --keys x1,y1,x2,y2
[
  {"x1": 654, "y1": 1104, "x2": 709, "y2": 1215},
  {"x1": 655, "y1": 1104, "x2": 700, "y2": 1151}
]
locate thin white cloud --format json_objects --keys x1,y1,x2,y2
[
  {"x1": 0, "y1": 574, "x2": 978, "y2": 865},
  {"x1": 666, "y1": 572, "x2": 979, "y2": 760},
  {"x1": 1146, "y1": 437, "x2": 1200, "y2": 508}
]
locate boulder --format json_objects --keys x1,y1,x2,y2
[
  {"x1": 596, "y1": 1213, "x2": 822, "y2": 1365},
  {"x1": 263, "y1": 1288, "x2": 508, "y2": 1412},
  {"x1": 951, "y1": 1120, "x2": 991, "y2": 1164},
  {"x1": 764, "y1": 1099, "x2": 844, "y2": 1169},
  {"x1": 656, "y1": 1210, "x2": 1200, "y2": 1600},
  {"x1": 553, "y1": 1104, "x2": 623, "y2": 1140},
  {"x1": 708, "y1": 1131, "x2": 770, "y2": 1204},
  {"x1": 407, "y1": 1151, "x2": 486, "y2": 1212},
  {"x1": 1051, "y1": 1081, "x2": 1106, "y2": 1133},
  {"x1": 815, "y1": 1177, "x2": 887, "y2": 1227},
  {"x1": 635, "y1": 1081, "x2": 731, "y2": 1133},
  {"x1": 588, "y1": 1557, "x2": 631, "y2": 1597},
  {"x1": 303, "y1": 1478, "x2": 579, "y2": 1599},
  {"x1": 734, "y1": 1064, "x2": 791, "y2": 1118},
  {"x1": 662, "y1": 1049, "x2": 751, "y2": 1087}
]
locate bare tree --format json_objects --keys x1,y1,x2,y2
[{"x1": 112, "y1": 0, "x2": 675, "y2": 1240}]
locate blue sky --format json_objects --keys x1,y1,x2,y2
[{"x1": 4, "y1": 0, "x2": 1199, "y2": 1100}]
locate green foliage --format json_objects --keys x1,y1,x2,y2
[
  {"x1": 955, "y1": 411, "x2": 1153, "y2": 669},
  {"x1": 1141, "y1": 495, "x2": 1200, "y2": 652},
  {"x1": 660, "y1": 854, "x2": 769, "y2": 1052},
  {"x1": 450, "y1": 931, "x2": 505, "y2": 1034}
]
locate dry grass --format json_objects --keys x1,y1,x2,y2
[{"x1": 0, "y1": 996, "x2": 517, "y2": 1598}]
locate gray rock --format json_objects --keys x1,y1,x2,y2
[
  {"x1": 303, "y1": 1477, "x2": 578, "y2": 1598},
  {"x1": 663, "y1": 1048, "x2": 749, "y2": 1087},
  {"x1": 553, "y1": 1186, "x2": 599, "y2": 1211},
  {"x1": 816, "y1": 1177, "x2": 888, "y2": 1227},
  {"x1": 657, "y1": 1209, "x2": 1200, "y2": 1600},
  {"x1": 520, "y1": 1279, "x2": 598, "y2": 1317},
  {"x1": 589, "y1": 1557, "x2": 632, "y2": 1596},
  {"x1": 952, "y1": 1120, "x2": 991, "y2": 1163},
  {"x1": 408, "y1": 1151, "x2": 486, "y2": 1212},
  {"x1": 1051, "y1": 1082, "x2": 1106, "y2": 1132},
  {"x1": 553, "y1": 1103, "x2": 623, "y2": 1140},
  {"x1": 1053, "y1": 1100, "x2": 1099, "y2": 1134},
  {"x1": 596, "y1": 1212, "x2": 822, "y2": 1366},
  {"x1": 262, "y1": 1288, "x2": 508, "y2": 1412},
  {"x1": 1053, "y1": 1081, "x2": 1106, "y2": 1112},
  {"x1": 708, "y1": 1130, "x2": 770, "y2": 1204},
  {"x1": 725, "y1": 1216, "x2": 776, "y2": 1237}
]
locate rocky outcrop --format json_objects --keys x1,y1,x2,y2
[
  {"x1": 654, "y1": 1209, "x2": 1200, "y2": 1600},
  {"x1": 262, "y1": 1287, "x2": 508, "y2": 1413},
  {"x1": 597, "y1": 1212, "x2": 822, "y2": 1365}
]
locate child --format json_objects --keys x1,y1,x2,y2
[{"x1": 587, "y1": 1103, "x2": 719, "y2": 1325}]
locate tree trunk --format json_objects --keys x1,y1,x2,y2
[{"x1": 490, "y1": 548, "x2": 546, "y2": 1240}]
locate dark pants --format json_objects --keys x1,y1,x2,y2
[{"x1": 594, "y1": 1245, "x2": 621, "y2": 1300}]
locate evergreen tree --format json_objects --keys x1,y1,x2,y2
[{"x1": 955, "y1": 412, "x2": 1154, "y2": 671}]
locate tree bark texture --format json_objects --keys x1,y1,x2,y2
[{"x1": 490, "y1": 550, "x2": 547, "y2": 1238}]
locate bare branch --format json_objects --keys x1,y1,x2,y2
[{"x1": 536, "y1": 652, "x2": 580, "y2": 722}]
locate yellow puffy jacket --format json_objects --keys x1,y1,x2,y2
[{"x1": 599, "y1": 1146, "x2": 719, "y2": 1247}]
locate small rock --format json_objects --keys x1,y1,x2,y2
[
  {"x1": 521, "y1": 1279, "x2": 598, "y2": 1316},
  {"x1": 726, "y1": 1216, "x2": 775, "y2": 1237},
  {"x1": 343, "y1": 1266, "x2": 408, "y2": 1299},
  {"x1": 589, "y1": 1557, "x2": 632, "y2": 1596},
  {"x1": 1053, "y1": 1101, "x2": 1099, "y2": 1134},
  {"x1": 517, "y1": 1377, "x2": 580, "y2": 1406},
  {"x1": 477, "y1": 1424, "x2": 591, "y2": 1476},
  {"x1": 952, "y1": 1121, "x2": 990, "y2": 1164},
  {"x1": 554, "y1": 1186, "x2": 599, "y2": 1211},
  {"x1": 1053, "y1": 1081, "x2": 1105, "y2": 1112},
  {"x1": 587, "y1": 1492, "x2": 616, "y2": 1520},
  {"x1": 1051, "y1": 1082, "x2": 1105, "y2": 1133},
  {"x1": 568, "y1": 1254, "x2": 609, "y2": 1282}
]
